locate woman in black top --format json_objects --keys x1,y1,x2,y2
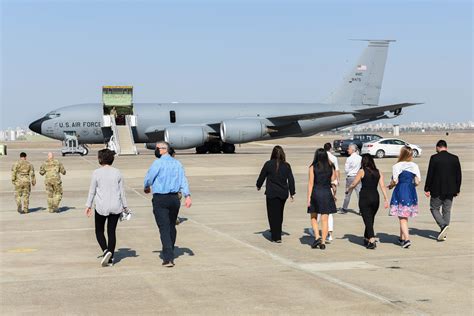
[
  {"x1": 256, "y1": 146, "x2": 295, "y2": 243},
  {"x1": 307, "y1": 148, "x2": 337, "y2": 250},
  {"x1": 347, "y1": 154, "x2": 388, "y2": 249}
]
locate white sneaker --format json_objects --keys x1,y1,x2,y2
[
  {"x1": 327, "y1": 234, "x2": 333, "y2": 242},
  {"x1": 101, "y1": 251, "x2": 112, "y2": 267},
  {"x1": 437, "y1": 225, "x2": 449, "y2": 241}
]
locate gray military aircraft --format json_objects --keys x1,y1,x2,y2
[{"x1": 29, "y1": 40, "x2": 420, "y2": 154}]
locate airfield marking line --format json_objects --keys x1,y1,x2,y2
[
  {"x1": 121, "y1": 185, "x2": 416, "y2": 311},
  {"x1": 67, "y1": 155, "x2": 445, "y2": 314},
  {"x1": 0, "y1": 225, "x2": 153, "y2": 234},
  {"x1": 0, "y1": 271, "x2": 156, "y2": 284},
  {"x1": 371, "y1": 253, "x2": 474, "y2": 263},
  {"x1": 184, "y1": 217, "x2": 425, "y2": 315},
  {"x1": 0, "y1": 264, "x2": 266, "y2": 285}
]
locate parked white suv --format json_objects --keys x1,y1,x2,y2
[{"x1": 361, "y1": 138, "x2": 422, "y2": 158}]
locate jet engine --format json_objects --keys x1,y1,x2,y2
[
  {"x1": 220, "y1": 119, "x2": 270, "y2": 144},
  {"x1": 164, "y1": 126, "x2": 209, "y2": 149}
]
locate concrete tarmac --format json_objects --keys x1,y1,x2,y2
[{"x1": 0, "y1": 132, "x2": 472, "y2": 315}]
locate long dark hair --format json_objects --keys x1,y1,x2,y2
[
  {"x1": 270, "y1": 145, "x2": 286, "y2": 171},
  {"x1": 311, "y1": 148, "x2": 332, "y2": 171},
  {"x1": 361, "y1": 154, "x2": 379, "y2": 175}
]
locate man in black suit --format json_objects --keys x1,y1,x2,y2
[{"x1": 424, "y1": 140, "x2": 462, "y2": 241}]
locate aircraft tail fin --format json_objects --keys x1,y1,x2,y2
[{"x1": 327, "y1": 40, "x2": 395, "y2": 106}]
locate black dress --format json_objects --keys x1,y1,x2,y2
[
  {"x1": 359, "y1": 168, "x2": 380, "y2": 239},
  {"x1": 308, "y1": 166, "x2": 337, "y2": 214}
]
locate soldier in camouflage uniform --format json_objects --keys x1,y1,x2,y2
[
  {"x1": 39, "y1": 152, "x2": 66, "y2": 213},
  {"x1": 11, "y1": 152, "x2": 36, "y2": 213}
]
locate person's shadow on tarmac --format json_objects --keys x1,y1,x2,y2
[
  {"x1": 114, "y1": 248, "x2": 139, "y2": 264},
  {"x1": 28, "y1": 207, "x2": 45, "y2": 213},
  {"x1": 341, "y1": 233, "x2": 366, "y2": 247},
  {"x1": 57, "y1": 206, "x2": 76, "y2": 213},
  {"x1": 254, "y1": 230, "x2": 290, "y2": 242},
  {"x1": 376, "y1": 232, "x2": 402, "y2": 245},
  {"x1": 409, "y1": 228, "x2": 438, "y2": 240},
  {"x1": 153, "y1": 246, "x2": 195, "y2": 260},
  {"x1": 25, "y1": 207, "x2": 75, "y2": 213},
  {"x1": 299, "y1": 228, "x2": 314, "y2": 246}
]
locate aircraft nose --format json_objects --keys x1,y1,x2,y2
[{"x1": 29, "y1": 118, "x2": 43, "y2": 134}]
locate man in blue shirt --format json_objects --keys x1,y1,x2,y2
[{"x1": 144, "y1": 142, "x2": 192, "y2": 267}]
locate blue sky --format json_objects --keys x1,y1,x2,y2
[{"x1": 1, "y1": 0, "x2": 472, "y2": 129}]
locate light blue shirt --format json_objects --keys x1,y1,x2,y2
[{"x1": 144, "y1": 154, "x2": 191, "y2": 196}]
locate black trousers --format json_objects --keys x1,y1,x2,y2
[
  {"x1": 359, "y1": 190, "x2": 379, "y2": 239},
  {"x1": 95, "y1": 211, "x2": 121, "y2": 258},
  {"x1": 266, "y1": 197, "x2": 287, "y2": 241},
  {"x1": 152, "y1": 194, "x2": 181, "y2": 262}
]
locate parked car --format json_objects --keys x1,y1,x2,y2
[
  {"x1": 333, "y1": 134, "x2": 382, "y2": 156},
  {"x1": 361, "y1": 138, "x2": 422, "y2": 158}
]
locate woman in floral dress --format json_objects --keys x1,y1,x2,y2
[{"x1": 389, "y1": 146, "x2": 421, "y2": 249}]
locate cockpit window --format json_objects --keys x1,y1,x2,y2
[{"x1": 46, "y1": 111, "x2": 61, "y2": 118}]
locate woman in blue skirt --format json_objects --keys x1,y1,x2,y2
[{"x1": 388, "y1": 146, "x2": 421, "y2": 249}]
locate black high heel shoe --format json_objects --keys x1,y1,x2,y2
[
  {"x1": 311, "y1": 237, "x2": 322, "y2": 249},
  {"x1": 366, "y1": 241, "x2": 377, "y2": 249}
]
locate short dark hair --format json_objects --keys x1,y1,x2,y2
[
  {"x1": 98, "y1": 149, "x2": 115, "y2": 165},
  {"x1": 20, "y1": 152, "x2": 27, "y2": 158},
  {"x1": 436, "y1": 140, "x2": 447, "y2": 148},
  {"x1": 323, "y1": 143, "x2": 332, "y2": 151}
]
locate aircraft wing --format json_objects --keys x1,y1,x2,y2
[
  {"x1": 268, "y1": 111, "x2": 354, "y2": 122},
  {"x1": 266, "y1": 102, "x2": 421, "y2": 125},
  {"x1": 354, "y1": 102, "x2": 422, "y2": 115}
]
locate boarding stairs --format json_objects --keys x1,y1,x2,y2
[{"x1": 104, "y1": 115, "x2": 138, "y2": 155}]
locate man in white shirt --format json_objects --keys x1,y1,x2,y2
[
  {"x1": 325, "y1": 143, "x2": 340, "y2": 185},
  {"x1": 341, "y1": 143, "x2": 362, "y2": 213}
]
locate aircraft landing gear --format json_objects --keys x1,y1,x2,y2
[
  {"x1": 195, "y1": 142, "x2": 236, "y2": 154},
  {"x1": 196, "y1": 144, "x2": 208, "y2": 154},
  {"x1": 222, "y1": 143, "x2": 235, "y2": 154},
  {"x1": 208, "y1": 142, "x2": 222, "y2": 154}
]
